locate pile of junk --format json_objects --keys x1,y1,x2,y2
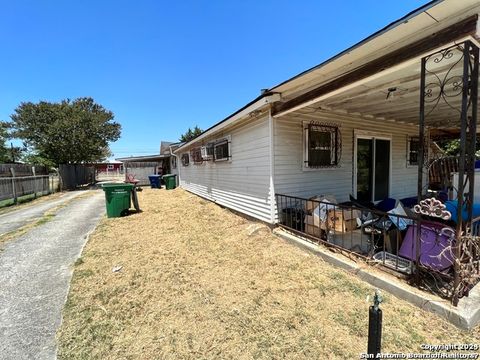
[{"x1": 284, "y1": 193, "x2": 480, "y2": 277}]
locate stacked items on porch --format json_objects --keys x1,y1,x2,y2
[
  {"x1": 303, "y1": 194, "x2": 459, "y2": 276},
  {"x1": 304, "y1": 195, "x2": 368, "y2": 253}
]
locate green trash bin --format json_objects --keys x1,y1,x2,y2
[
  {"x1": 102, "y1": 183, "x2": 134, "y2": 218},
  {"x1": 162, "y1": 174, "x2": 177, "y2": 190}
]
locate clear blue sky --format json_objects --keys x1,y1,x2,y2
[{"x1": 0, "y1": 0, "x2": 427, "y2": 158}]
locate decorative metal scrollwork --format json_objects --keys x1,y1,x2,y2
[
  {"x1": 420, "y1": 40, "x2": 479, "y2": 306},
  {"x1": 306, "y1": 121, "x2": 342, "y2": 167},
  {"x1": 422, "y1": 44, "x2": 470, "y2": 119}
]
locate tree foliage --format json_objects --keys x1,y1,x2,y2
[
  {"x1": 436, "y1": 138, "x2": 480, "y2": 157},
  {"x1": 9, "y1": 97, "x2": 121, "y2": 165},
  {"x1": 179, "y1": 125, "x2": 203, "y2": 143},
  {"x1": 0, "y1": 122, "x2": 9, "y2": 162}
]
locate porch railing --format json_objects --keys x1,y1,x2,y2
[{"x1": 275, "y1": 193, "x2": 472, "y2": 301}]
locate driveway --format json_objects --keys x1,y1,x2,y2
[
  {"x1": 0, "y1": 190, "x2": 105, "y2": 360},
  {"x1": 0, "y1": 191, "x2": 86, "y2": 236}
]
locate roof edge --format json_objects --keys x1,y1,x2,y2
[
  {"x1": 269, "y1": 0, "x2": 443, "y2": 92},
  {"x1": 174, "y1": 92, "x2": 280, "y2": 152}
]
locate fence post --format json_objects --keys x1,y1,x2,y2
[
  {"x1": 32, "y1": 166, "x2": 37, "y2": 198},
  {"x1": 10, "y1": 167, "x2": 17, "y2": 204},
  {"x1": 367, "y1": 290, "x2": 383, "y2": 357}
]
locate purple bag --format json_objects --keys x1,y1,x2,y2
[{"x1": 399, "y1": 221, "x2": 455, "y2": 272}]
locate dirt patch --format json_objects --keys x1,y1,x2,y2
[{"x1": 58, "y1": 188, "x2": 480, "y2": 359}]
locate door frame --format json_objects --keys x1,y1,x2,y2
[{"x1": 353, "y1": 129, "x2": 392, "y2": 202}]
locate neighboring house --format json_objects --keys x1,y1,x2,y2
[
  {"x1": 94, "y1": 160, "x2": 124, "y2": 172},
  {"x1": 116, "y1": 141, "x2": 182, "y2": 185},
  {"x1": 173, "y1": 0, "x2": 480, "y2": 225}
]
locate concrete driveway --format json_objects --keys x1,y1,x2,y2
[
  {"x1": 0, "y1": 190, "x2": 105, "y2": 360},
  {"x1": 0, "y1": 191, "x2": 86, "y2": 236}
]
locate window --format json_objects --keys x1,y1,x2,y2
[
  {"x1": 181, "y1": 153, "x2": 189, "y2": 166},
  {"x1": 214, "y1": 139, "x2": 230, "y2": 161},
  {"x1": 408, "y1": 136, "x2": 420, "y2": 166},
  {"x1": 305, "y1": 123, "x2": 340, "y2": 168},
  {"x1": 171, "y1": 156, "x2": 177, "y2": 169},
  {"x1": 107, "y1": 164, "x2": 114, "y2": 170},
  {"x1": 191, "y1": 147, "x2": 203, "y2": 164},
  {"x1": 201, "y1": 144, "x2": 214, "y2": 160}
]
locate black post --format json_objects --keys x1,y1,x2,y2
[
  {"x1": 367, "y1": 290, "x2": 383, "y2": 357},
  {"x1": 416, "y1": 56, "x2": 426, "y2": 287}
]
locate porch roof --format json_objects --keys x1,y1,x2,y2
[
  {"x1": 115, "y1": 154, "x2": 169, "y2": 162},
  {"x1": 176, "y1": 0, "x2": 480, "y2": 152},
  {"x1": 275, "y1": 38, "x2": 480, "y2": 130},
  {"x1": 270, "y1": 0, "x2": 480, "y2": 106}
]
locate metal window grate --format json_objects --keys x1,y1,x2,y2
[{"x1": 305, "y1": 122, "x2": 341, "y2": 168}]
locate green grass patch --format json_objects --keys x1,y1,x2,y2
[{"x1": 0, "y1": 192, "x2": 49, "y2": 209}]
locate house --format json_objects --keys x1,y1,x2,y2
[
  {"x1": 116, "y1": 141, "x2": 182, "y2": 185},
  {"x1": 174, "y1": 0, "x2": 479, "y2": 224},
  {"x1": 173, "y1": 0, "x2": 480, "y2": 306},
  {"x1": 94, "y1": 160, "x2": 124, "y2": 173}
]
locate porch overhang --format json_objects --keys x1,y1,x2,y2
[{"x1": 272, "y1": 15, "x2": 480, "y2": 129}]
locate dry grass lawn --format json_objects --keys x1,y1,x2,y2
[{"x1": 58, "y1": 188, "x2": 480, "y2": 359}]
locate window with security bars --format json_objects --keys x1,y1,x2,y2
[
  {"x1": 214, "y1": 140, "x2": 230, "y2": 161},
  {"x1": 408, "y1": 137, "x2": 419, "y2": 166},
  {"x1": 191, "y1": 147, "x2": 203, "y2": 164},
  {"x1": 181, "y1": 153, "x2": 189, "y2": 166},
  {"x1": 305, "y1": 123, "x2": 339, "y2": 167}
]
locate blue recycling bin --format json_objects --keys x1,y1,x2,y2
[{"x1": 148, "y1": 175, "x2": 161, "y2": 188}]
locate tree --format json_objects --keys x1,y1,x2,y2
[
  {"x1": 179, "y1": 125, "x2": 203, "y2": 143},
  {"x1": 9, "y1": 97, "x2": 121, "y2": 165},
  {"x1": 436, "y1": 137, "x2": 480, "y2": 157},
  {"x1": 0, "y1": 122, "x2": 9, "y2": 162}
]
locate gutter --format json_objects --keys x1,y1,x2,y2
[
  {"x1": 169, "y1": 144, "x2": 181, "y2": 184},
  {"x1": 174, "y1": 93, "x2": 281, "y2": 153}
]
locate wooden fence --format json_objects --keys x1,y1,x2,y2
[
  {"x1": 0, "y1": 164, "x2": 54, "y2": 203},
  {"x1": 0, "y1": 175, "x2": 51, "y2": 202},
  {"x1": 124, "y1": 161, "x2": 160, "y2": 186},
  {"x1": 0, "y1": 164, "x2": 47, "y2": 177},
  {"x1": 58, "y1": 164, "x2": 95, "y2": 190}
]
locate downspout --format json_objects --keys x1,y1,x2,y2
[
  {"x1": 170, "y1": 145, "x2": 181, "y2": 187},
  {"x1": 268, "y1": 107, "x2": 276, "y2": 224}
]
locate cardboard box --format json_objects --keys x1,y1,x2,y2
[
  {"x1": 326, "y1": 209, "x2": 361, "y2": 233},
  {"x1": 305, "y1": 224, "x2": 323, "y2": 238},
  {"x1": 304, "y1": 214, "x2": 323, "y2": 237},
  {"x1": 305, "y1": 195, "x2": 337, "y2": 213},
  {"x1": 327, "y1": 229, "x2": 371, "y2": 254}
]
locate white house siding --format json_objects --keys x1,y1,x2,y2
[
  {"x1": 274, "y1": 110, "x2": 420, "y2": 203},
  {"x1": 179, "y1": 114, "x2": 272, "y2": 223}
]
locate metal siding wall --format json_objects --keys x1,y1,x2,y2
[
  {"x1": 274, "y1": 111, "x2": 420, "y2": 202},
  {"x1": 179, "y1": 114, "x2": 272, "y2": 223}
]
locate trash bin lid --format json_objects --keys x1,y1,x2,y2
[{"x1": 101, "y1": 183, "x2": 134, "y2": 189}]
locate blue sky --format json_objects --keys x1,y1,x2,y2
[{"x1": 0, "y1": 0, "x2": 427, "y2": 158}]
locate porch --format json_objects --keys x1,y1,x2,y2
[
  {"x1": 272, "y1": 38, "x2": 480, "y2": 305},
  {"x1": 275, "y1": 193, "x2": 479, "y2": 302}
]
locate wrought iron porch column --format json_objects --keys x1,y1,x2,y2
[{"x1": 419, "y1": 40, "x2": 479, "y2": 305}]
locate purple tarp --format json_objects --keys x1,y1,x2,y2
[{"x1": 398, "y1": 221, "x2": 455, "y2": 272}]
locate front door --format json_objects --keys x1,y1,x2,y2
[{"x1": 356, "y1": 136, "x2": 390, "y2": 202}]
